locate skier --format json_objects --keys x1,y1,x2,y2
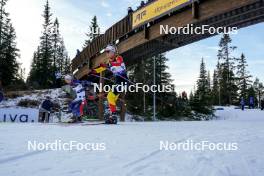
[
  {"x1": 39, "y1": 96, "x2": 54, "y2": 123},
  {"x1": 63, "y1": 75, "x2": 92, "y2": 123},
  {"x1": 240, "y1": 98, "x2": 245, "y2": 111},
  {"x1": 249, "y1": 96, "x2": 254, "y2": 109},
  {"x1": 93, "y1": 44, "x2": 129, "y2": 124}
]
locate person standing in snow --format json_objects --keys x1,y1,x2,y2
[
  {"x1": 0, "y1": 80, "x2": 3, "y2": 103},
  {"x1": 39, "y1": 96, "x2": 54, "y2": 123},
  {"x1": 240, "y1": 98, "x2": 245, "y2": 111},
  {"x1": 55, "y1": 71, "x2": 62, "y2": 88},
  {"x1": 249, "y1": 96, "x2": 254, "y2": 109},
  {"x1": 261, "y1": 99, "x2": 264, "y2": 111}
]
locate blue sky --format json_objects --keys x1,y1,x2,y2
[{"x1": 6, "y1": 0, "x2": 264, "y2": 93}]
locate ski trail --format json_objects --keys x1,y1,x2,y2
[
  {"x1": 123, "y1": 135, "x2": 193, "y2": 169},
  {"x1": 0, "y1": 150, "x2": 49, "y2": 164},
  {"x1": 123, "y1": 149, "x2": 161, "y2": 168}
]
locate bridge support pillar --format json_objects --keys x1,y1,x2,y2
[
  {"x1": 98, "y1": 72, "x2": 105, "y2": 121},
  {"x1": 120, "y1": 93, "x2": 126, "y2": 122},
  {"x1": 192, "y1": 1, "x2": 200, "y2": 19}
]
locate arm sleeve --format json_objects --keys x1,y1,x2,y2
[
  {"x1": 94, "y1": 66, "x2": 107, "y2": 73},
  {"x1": 111, "y1": 56, "x2": 123, "y2": 66},
  {"x1": 81, "y1": 81, "x2": 92, "y2": 87}
]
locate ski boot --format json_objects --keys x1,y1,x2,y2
[
  {"x1": 77, "y1": 116, "x2": 83, "y2": 122},
  {"x1": 105, "y1": 112, "x2": 118, "y2": 124},
  {"x1": 67, "y1": 116, "x2": 78, "y2": 123}
]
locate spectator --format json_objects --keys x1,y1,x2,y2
[
  {"x1": 39, "y1": 96, "x2": 54, "y2": 123},
  {"x1": 249, "y1": 96, "x2": 254, "y2": 109},
  {"x1": 0, "y1": 80, "x2": 3, "y2": 103},
  {"x1": 127, "y1": 7, "x2": 133, "y2": 14},
  {"x1": 55, "y1": 71, "x2": 62, "y2": 88},
  {"x1": 0, "y1": 91, "x2": 3, "y2": 103},
  {"x1": 261, "y1": 99, "x2": 264, "y2": 111},
  {"x1": 137, "y1": 1, "x2": 146, "y2": 10},
  {"x1": 76, "y1": 49, "x2": 81, "y2": 57},
  {"x1": 240, "y1": 98, "x2": 245, "y2": 111}
]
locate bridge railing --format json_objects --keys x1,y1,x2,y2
[{"x1": 71, "y1": 14, "x2": 132, "y2": 73}]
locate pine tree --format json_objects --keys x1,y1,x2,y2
[
  {"x1": 0, "y1": 0, "x2": 20, "y2": 87},
  {"x1": 191, "y1": 58, "x2": 213, "y2": 115},
  {"x1": 83, "y1": 16, "x2": 100, "y2": 48},
  {"x1": 236, "y1": 53, "x2": 252, "y2": 100},
  {"x1": 253, "y1": 78, "x2": 264, "y2": 108},
  {"x1": 0, "y1": 0, "x2": 8, "y2": 46},
  {"x1": 37, "y1": 0, "x2": 53, "y2": 88},
  {"x1": 28, "y1": 0, "x2": 69, "y2": 88},
  {"x1": 217, "y1": 34, "x2": 238, "y2": 105},
  {"x1": 51, "y1": 18, "x2": 69, "y2": 74},
  {"x1": 52, "y1": 18, "x2": 59, "y2": 74},
  {"x1": 126, "y1": 53, "x2": 177, "y2": 118},
  {"x1": 212, "y1": 69, "x2": 219, "y2": 105}
]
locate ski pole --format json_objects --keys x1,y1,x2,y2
[
  {"x1": 88, "y1": 68, "x2": 174, "y2": 107},
  {"x1": 104, "y1": 68, "x2": 174, "y2": 107}
]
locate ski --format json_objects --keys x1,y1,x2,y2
[{"x1": 47, "y1": 121, "x2": 118, "y2": 126}]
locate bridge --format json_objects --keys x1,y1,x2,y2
[
  {"x1": 72, "y1": 0, "x2": 264, "y2": 79},
  {"x1": 71, "y1": 0, "x2": 264, "y2": 120}
]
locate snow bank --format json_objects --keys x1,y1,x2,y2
[
  {"x1": 0, "y1": 108, "x2": 39, "y2": 123},
  {"x1": 0, "y1": 89, "x2": 71, "y2": 122},
  {"x1": 0, "y1": 120, "x2": 264, "y2": 176},
  {"x1": 215, "y1": 106, "x2": 264, "y2": 121}
]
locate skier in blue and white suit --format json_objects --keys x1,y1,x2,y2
[{"x1": 64, "y1": 75, "x2": 92, "y2": 123}]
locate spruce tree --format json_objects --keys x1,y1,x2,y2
[
  {"x1": 83, "y1": 16, "x2": 100, "y2": 48},
  {"x1": 191, "y1": 58, "x2": 213, "y2": 115},
  {"x1": 253, "y1": 78, "x2": 264, "y2": 108},
  {"x1": 28, "y1": 0, "x2": 70, "y2": 88},
  {"x1": 217, "y1": 34, "x2": 238, "y2": 105},
  {"x1": 0, "y1": 0, "x2": 8, "y2": 46},
  {"x1": 126, "y1": 53, "x2": 177, "y2": 118},
  {"x1": 212, "y1": 69, "x2": 220, "y2": 105},
  {"x1": 38, "y1": 0, "x2": 53, "y2": 88},
  {"x1": 236, "y1": 53, "x2": 252, "y2": 100},
  {"x1": 51, "y1": 18, "x2": 69, "y2": 74},
  {"x1": 0, "y1": 0, "x2": 20, "y2": 87}
]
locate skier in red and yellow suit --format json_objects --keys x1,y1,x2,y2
[{"x1": 93, "y1": 44, "x2": 128, "y2": 123}]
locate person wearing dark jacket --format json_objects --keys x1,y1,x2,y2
[
  {"x1": 39, "y1": 96, "x2": 54, "y2": 123},
  {"x1": 240, "y1": 98, "x2": 245, "y2": 111},
  {"x1": 0, "y1": 80, "x2": 3, "y2": 103},
  {"x1": 261, "y1": 99, "x2": 264, "y2": 111}
]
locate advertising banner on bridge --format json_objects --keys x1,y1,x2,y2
[
  {"x1": 132, "y1": 0, "x2": 191, "y2": 28},
  {"x1": 0, "y1": 108, "x2": 39, "y2": 123}
]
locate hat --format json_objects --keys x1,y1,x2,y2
[
  {"x1": 105, "y1": 45, "x2": 116, "y2": 53},
  {"x1": 64, "y1": 75, "x2": 73, "y2": 81}
]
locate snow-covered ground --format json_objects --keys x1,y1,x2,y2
[
  {"x1": 0, "y1": 89, "x2": 63, "y2": 108},
  {"x1": 0, "y1": 107, "x2": 264, "y2": 176}
]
